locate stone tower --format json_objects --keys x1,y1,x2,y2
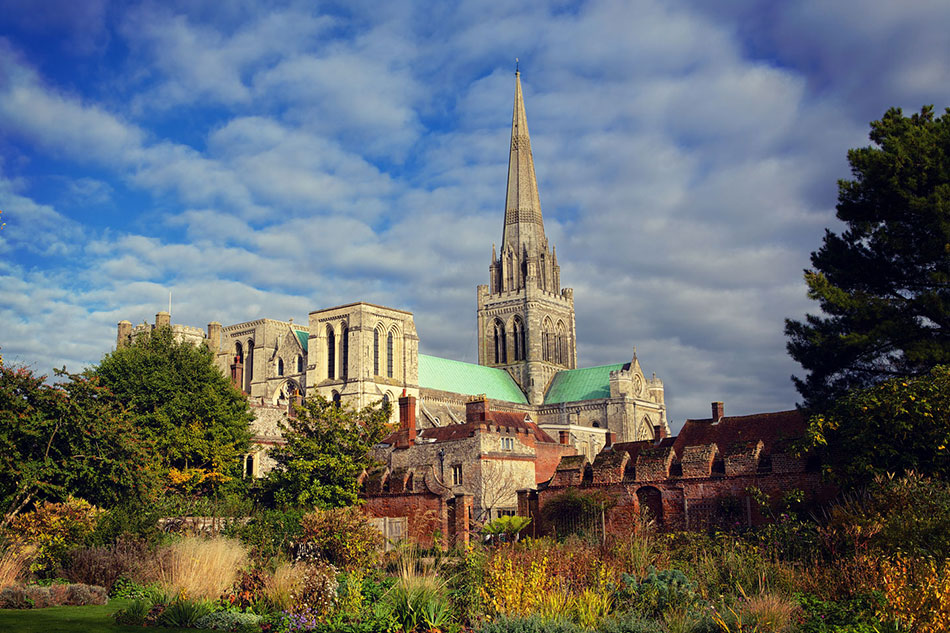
[{"x1": 477, "y1": 71, "x2": 577, "y2": 405}]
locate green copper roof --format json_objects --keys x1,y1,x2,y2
[
  {"x1": 544, "y1": 363, "x2": 625, "y2": 404},
  {"x1": 418, "y1": 355, "x2": 528, "y2": 404},
  {"x1": 294, "y1": 329, "x2": 308, "y2": 353}
]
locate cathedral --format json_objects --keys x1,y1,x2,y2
[{"x1": 117, "y1": 72, "x2": 670, "y2": 474}]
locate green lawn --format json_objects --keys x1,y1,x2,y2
[{"x1": 0, "y1": 599, "x2": 214, "y2": 633}]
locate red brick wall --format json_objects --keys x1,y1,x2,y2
[
  {"x1": 530, "y1": 470, "x2": 831, "y2": 534},
  {"x1": 362, "y1": 493, "x2": 448, "y2": 549}
]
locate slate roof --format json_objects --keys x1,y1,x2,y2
[
  {"x1": 294, "y1": 329, "x2": 308, "y2": 353},
  {"x1": 418, "y1": 355, "x2": 528, "y2": 404},
  {"x1": 672, "y1": 410, "x2": 805, "y2": 458},
  {"x1": 543, "y1": 363, "x2": 626, "y2": 404}
]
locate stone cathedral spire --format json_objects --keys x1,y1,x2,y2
[
  {"x1": 502, "y1": 71, "x2": 546, "y2": 255},
  {"x1": 477, "y1": 70, "x2": 577, "y2": 405}
]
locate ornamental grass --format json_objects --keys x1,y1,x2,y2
[
  {"x1": 158, "y1": 536, "x2": 247, "y2": 601},
  {"x1": 0, "y1": 543, "x2": 33, "y2": 589}
]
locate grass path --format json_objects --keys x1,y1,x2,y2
[{"x1": 0, "y1": 599, "x2": 213, "y2": 633}]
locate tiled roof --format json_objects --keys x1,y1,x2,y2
[
  {"x1": 543, "y1": 363, "x2": 626, "y2": 404},
  {"x1": 673, "y1": 410, "x2": 805, "y2": 457},
  {"x1": 294, "y1": 329, "x2": 308, "y2": 353},
  {"x1": 418, "y1": 355, "x2": 528, "y2": 404}
]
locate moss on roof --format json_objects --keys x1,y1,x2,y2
[
  {"x1": 543, "y1": 363, "x2": 625, "y2": 404},
  {"x1": 418, "y1": 355, "x2": 528, "y2": 404}
]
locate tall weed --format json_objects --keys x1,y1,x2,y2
[
  {"x1": 0, "y1": 544, "x2": 34, "y2": 589},
  {"x1": 158, "y1": 536, "x2": 247, "y2": 600}
]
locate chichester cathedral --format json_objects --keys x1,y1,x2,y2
[{"x1": 117, "y1": 72, "x2": 670, "y2": 473}]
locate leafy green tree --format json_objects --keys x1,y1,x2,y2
[
  {"x1": 786, "y1": 106, "x2": 950, "y2": 409},
  {"x1": 803, "y1": 365, "x2": 950, "y2": 486},
  {"x1": 261, "y1": 395, "x2": 392, "y2": 509},
  {"x1": 93, "y1": 325, "x2": 253, "y2": 479},
  {"x1": 0, "y1": 366, "x2": 160, "y2": 529}
]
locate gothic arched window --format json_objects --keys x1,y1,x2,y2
[
  {"x1": 512, "y1": 316, "x2": 525, "y2": 361},
  {"x1": 373, "y1": 328, "x2": 381, "y2": 376},
  {"x1": 277, "y1": 358, "x2": 284, "y2": 376},
  {"x1": 296, "y1": 355, "x2": 303, "y2": 373},
  {"x1": 556, "y1": 321, "x2": 566, "y2": 365},
  {"x1": 327, "y1": 326, "x2": 335, "y2": 379},
  {"x1": 387, "y1": 330, "x2": 394, "y2": 378},
  {"x1": 341, "y1": 326, "x2": 349, "y2": 380},
  {"x1": 493, "y1": 319, "x2": 507, "y2": 364}
]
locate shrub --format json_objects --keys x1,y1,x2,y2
[
  {"x1": 159, "y1": 597, "x2": 213, "y2": 627},
  {"x1": 880, "y1": 555, "x2": 950, "y2": 633},
  {"x1": 481, "y1": 549, "x2": 556, "y2": 617},
  {"x1": 0, "y1": 585, "x2": 28, "y2": 608},
  {"x1": 23, "y1": 585, "x2": 52, "y2": 608},
  {"x1": 297, "y1": 506, "x2": 383, "y2": 570},
  {"x1": 224, "y1": 508, "x2": 306, "y2": 563},
  {"x1": 294, "y1": 560, "x2": 339, "y2": 616},
  {"x1": 194, "y1": 610, "x2": 263, "y2": 632},
  {"x1": 223, "y1": 567, "x2": 270, "y2": 610},
  {"x1": 113, "y1": 598, "x2": 153, "y2": 626},
  {"x1": 65, "y1": 582, "x2": 108, "y2": 605},
  {"x1": 8, "y1": 497, "x2": 103, "y2": 576},
  {"x1": 0, "y1": 543, "x2": 33, "y2": 589},
  {"x1": 476, "y1": 614, "x2": 584, "y2": 633},
  {"x1": 540, "y1": 488, "x2": 615, "y2": 540},
  {"x1": 445, "y1": 546, "x2": 486, "y2": 624},
  {"x1": 158, "y1": 536, "x2": 248, "y2": 600},
  {"x1": 62, "y1": 534, "x2": 156, "y2": 590},
  {"x1": 618, "y1": 567, "x2": 699, "y2": 617},
  {"x1": 598, "y1": 613, "x2": 666, "y2": 633}
]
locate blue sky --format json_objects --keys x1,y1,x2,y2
[{"x1": 2, "y1": 0, "x2": 950, "y2": 428}]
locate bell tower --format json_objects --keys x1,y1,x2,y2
[{"x1": 477, "y1": 70, "x2": 577, "y2": 405}]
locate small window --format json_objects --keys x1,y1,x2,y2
[
  {"x1": 452, "y1": 464, "x2": 463, "y2": 486},
  {"x1": 497, "y1": 509, "x2": 516, "y2": 518},
  {"x1": 296, "y1": 355, "x2": 303, "y2": 373},
  {"x1": 501, "y1": 437, "x2": 514, "y2": 451},
  {"x1": 277, "y1": 358, "x2": 284, "y2": 376}
]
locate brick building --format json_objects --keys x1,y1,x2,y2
[
  {"x1": 518, "y1": 402, "x2": 833, "y2": 537},
  {"x1": 361, "y1": 394, "x2": 577, "y2": 545}
]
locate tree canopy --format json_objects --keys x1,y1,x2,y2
[
  {"x1": 92, "y1": 325, "x2": 253, "y2": 479},
  {"x1": 0, "y1": 366, "x2": 160, "y2": 529},
  {"x1": 786, "y1": 106, "x2": 950, "y2": 410},
  {"x1": 261, "y1": 395, "x2": 392, "y2": 509},
  {"x1": 803, "y1": 365, "x2": 950, "y2": 486}
]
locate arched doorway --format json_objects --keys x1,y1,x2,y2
[{"x1": 636, "y1": 486, "x2": 663, "y2": 525}]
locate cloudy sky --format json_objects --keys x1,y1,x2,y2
[{"x1": 2, "y1": 0, "x2": 949, "y2": 429}]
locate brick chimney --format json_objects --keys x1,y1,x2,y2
[
  {"x1": 465, "y1": 395, "x2": 489, "y2": 423},
  {"x1": 605, "y1": 431, "x2": 615, "y2": 448},
  {"x1": 559, "y1": 430, "x2": 570, "y2": 445},
  {"x1": 396, "y1": 395, "x2": 417, "y2": 448},
  {"x1": 711, "y1": 401, "x2": 724, "y2": 422}
]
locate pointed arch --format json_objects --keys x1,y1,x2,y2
[
  {"x1": 234, "y1": 341, "x2": 243, "y2": 364},
  {"x1": 511, "y1": 315, "x2": 525, "y2": 361},
  {"x1": 296, "y1": 354, "x2": 303, "y2": 373},
  {"x1": 245, "y1": 339, "x2": 255, "y2": 392},
  {"x1": 277, "y1": 357, "x2": 284, "y2": 376},
  {"x1": 387, "y1": 329, "x2": 395, "y2": 378},
  {"x1": 493, "y1": 318, "x2": 507, "y2": 364},
  {"x1": 373, "y1": 326, "x2": 382, "y2": 376},
  {"x1": 326, "y1": 325, "x2": 336, "y2": 379},
  {"x1": 556, "y1": 320, "x2": 566, "y2": 365},
  {"x1": 341, "y1": 324, "x2": 349, "y2": 380},
  {"x1": 541, "y1": 317, "x2": 554, "y2": 362}
]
